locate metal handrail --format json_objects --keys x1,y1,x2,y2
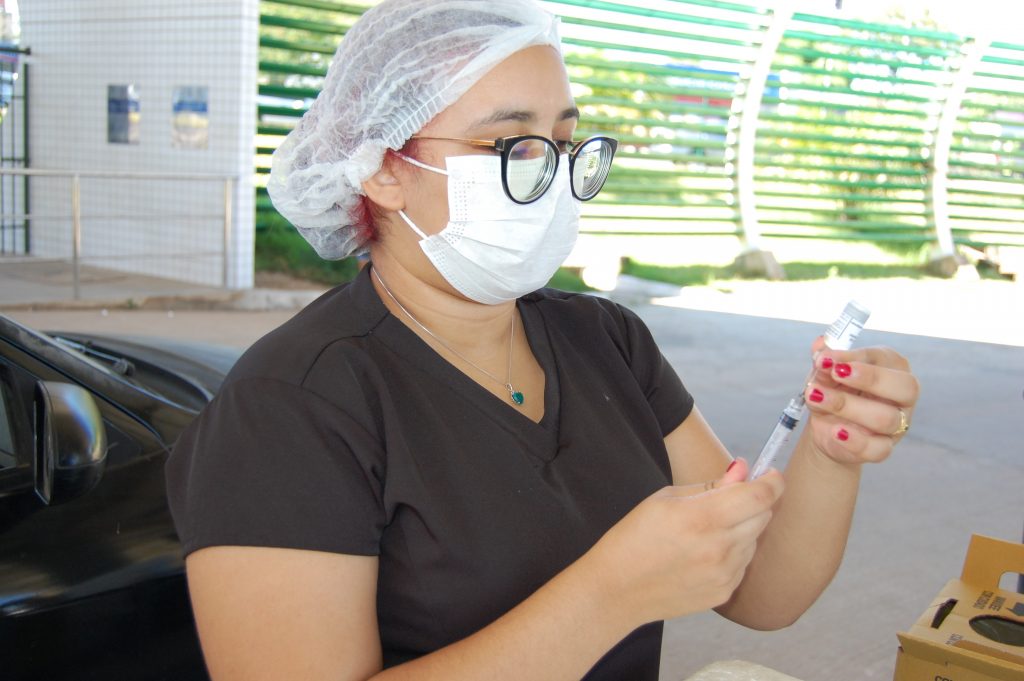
[
  {"x1": 0, "y1": 168, "x2": 238, "y2": 298},
  {"x1": 0, "y1": 168, "x2": 236, "y2": 180}
]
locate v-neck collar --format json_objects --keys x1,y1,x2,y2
[{"x1": 354, "y1": 267, "x2": 561, "y2": 459}]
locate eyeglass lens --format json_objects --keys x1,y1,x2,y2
[
  {"x1": 506, "y1": 138, "x2": 558, "y2": 203},
  {"x1": 504, "y1": 136, "x2": 615, "y2": 204},
  {"x1": 571, "y1": 138, "x2": 614, "y2": 201}
]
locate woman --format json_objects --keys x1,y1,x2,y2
[{"x1": 166, "y1": 1, "x2": 920, "y2": 679}]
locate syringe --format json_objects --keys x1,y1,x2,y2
[{"x1": 748, "y1": 300, "x2": 872, "y2": 480}]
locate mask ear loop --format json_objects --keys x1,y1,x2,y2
[
  {"x1": 393, "y1": 152, "x2": 448, "y2": 240},
  {"x1": 397, "y1": 209, "x2": 429, "y2": 239},
  {"x1": 395, "y1": 151, "x2": 448, "y2": 176}
]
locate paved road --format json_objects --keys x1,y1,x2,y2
[
  {"x1": 4, "y1": 282, "x2": 1023, "y2": 681},
  {"x1": 646, "y1": 305, "x2": 1023, "y2": 680}
]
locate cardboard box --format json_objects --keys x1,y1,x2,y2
[{"x1": 893, "y1": 534, "x2": 1024, "y2": 681}]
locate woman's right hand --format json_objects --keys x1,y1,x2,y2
[{"x1": 582, "y1": 459, "x2": 784, "y2": 627}]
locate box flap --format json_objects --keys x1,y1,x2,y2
[
  {"x1": 961, "y1": 535, "x2": 1024, "y2": 590},
  {"x1": 897, "y1": 632, "x2": 1024, "y2": 680}
]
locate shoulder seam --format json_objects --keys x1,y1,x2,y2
[
  {"x1": 225, "y1": 375, "x2": 353, "y2": 416},
  {"x1": 297, "y1": 328, "x2": 379, "y2": 387}
]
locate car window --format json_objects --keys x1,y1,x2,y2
[
  {"x1": 0, "y1": 382, "x2": 15, "y2": 469},
  {"x1": 0, "y1": 360, "x2": 34, "y2": 471}
]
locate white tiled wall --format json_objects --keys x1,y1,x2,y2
[{"x1": 20, "y1": 0, "x2": 258, "y2": 288}]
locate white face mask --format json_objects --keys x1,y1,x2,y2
[{"x1": 397, "y1": 153, "x2": 580, "y2": 305}]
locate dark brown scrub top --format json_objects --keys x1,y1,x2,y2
[{"x1": 166, "y1": 265, "x2": 694, "y2": 680}]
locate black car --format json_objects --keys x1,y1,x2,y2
[{"x1": 1, "y1": 313, "x2": 239, "y2": 680}]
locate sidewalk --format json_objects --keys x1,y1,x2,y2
[
  {"x1": 630, "y1": 274, "x2": 1024, "y2": 348},
  {"x1": 0, "y1": 259, "x2": 327, "y2": 312},
  {"x1": 3, "y1": 260, "x2": 1022, "y2": 347}
]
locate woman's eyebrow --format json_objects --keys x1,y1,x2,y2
[
  {"x1": 469, "y1": 108, "x2": 534, "y2": 129},
  {"x1": 467, "y1": 106, "x2": 581, "y2": 131}
]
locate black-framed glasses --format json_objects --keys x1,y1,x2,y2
[{"x1": 410, "y1": 134, "x2": 618, "y2": 204}]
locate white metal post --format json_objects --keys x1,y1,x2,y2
[
  {"x1": 930, "y1": 37, "x2": 991, "y2": 257},
  {"x1": 223, "y1": 177, "x2": 234, "y2": 289},
  {"x1": 71, "y1": 174, "x2": 81, "y2": 300},
  {"x1": 732, "y1": 2, "x2": 794, "y2": 251}
]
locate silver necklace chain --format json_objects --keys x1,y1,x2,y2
[{"x1": 371, "y1": 268, "x2": 524, "y2": 406}]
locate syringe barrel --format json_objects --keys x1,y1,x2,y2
[
  {"x1": 749, "y1": 418, "x2": 796, "y2": 479},
  {"x1": 748, "y1": 300, "x2": 872, "y2": 479}
]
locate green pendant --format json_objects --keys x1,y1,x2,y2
[{"x1": 511, "y1": 390, "x2": 525, "y2": 406}]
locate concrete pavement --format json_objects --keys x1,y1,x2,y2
[
  {"x1": 4, "y1": 257, "x2": 1021, "y2": 346},
  {"x1": 2, "y1": 264, "x2": 1023, "y2": 680},
  {"x1": 647, "y1": 304, "x2": 1023, "y2": 680},
  {"x1": 0, "y1": 259, "x2": 328, "y2": 312}
]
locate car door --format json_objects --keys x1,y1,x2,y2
[{"x1": 0, "y1": 344, "x2": 208, "y2": 681}]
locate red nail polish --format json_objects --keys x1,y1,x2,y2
[
  {"x1": 821, "y1": 357, "x2": 834, "y2": 369},
  {"x1": 837, "y1": 428, "x2": 849, "y2": 442},
  {"x1": 809, "y1": 388, "x2": 825, "y2": 403},
  {"x1": 835, "y1": 363, "x2": 852, "y2": 378},
  {"x1": 726, "y1": 460, "x2": 739, "y2": 473}
]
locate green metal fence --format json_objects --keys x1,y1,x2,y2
[{"x1": 256, "y1": 0, "x2": 1024, "y2": 263}]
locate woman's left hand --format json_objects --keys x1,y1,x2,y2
[{"x1": 803, "y1": 338, "x2": 920, "y2": 466}]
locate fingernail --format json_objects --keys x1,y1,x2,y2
[
  {"x1": 726, "y1": 460, "x2": 739, "y2": 473},
  {"x1": 835, "y1": 363, "x2": 852, "y2": 378},
  {"x1": 809, "y1": 388, "x2": 825, "y2": 403},
  {"x1": 837, "y1": 428, "x2": 850, "y2": 442},
  {"x1": 821, "y1": 357, "x2": 834, "y2": 369}
]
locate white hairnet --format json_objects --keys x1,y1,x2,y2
[{"x1": 267, "y1": 0, "x2": 563, "y2": 260}]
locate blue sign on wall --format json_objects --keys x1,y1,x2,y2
[{"x1": 108, "y1": 84, "x2": 140, "y2": 144}]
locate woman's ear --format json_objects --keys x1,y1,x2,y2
[{"x1": 361, "y1": 167, "x2": 405, "y2": 212}]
